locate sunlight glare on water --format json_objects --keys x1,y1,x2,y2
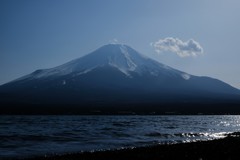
[{"x1": 1, "y1": 115, "x2": 240, "y2": 159}]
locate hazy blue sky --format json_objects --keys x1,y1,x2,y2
[{"x1": 1, "y1": 0, "x2": 240, "y2": 88}]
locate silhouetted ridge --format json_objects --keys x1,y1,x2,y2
[{"x1": 0, "y1": 44, "x2": 240, "y2": 114}]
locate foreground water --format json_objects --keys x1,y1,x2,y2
[{"x1": 1, "y1": 115, "x2": 240, "y2": 159}]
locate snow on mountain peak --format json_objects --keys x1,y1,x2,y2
[
  {"x1": 48, "y1": 44, "x2": 149, "y2": 77},
  {"x1": 119, "y1": 45, "x2": 137, "y2": 71},
  {"x1": 14, "y1": 44, "x2": 187, "y2": 81}
]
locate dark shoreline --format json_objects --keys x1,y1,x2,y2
[{"x1": 18, "y1": 132, "x2": 240, "y2": 160}]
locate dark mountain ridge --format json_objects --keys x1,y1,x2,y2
[{"x1": 0, "y1": 44, "x2": 240, "y2": 114}]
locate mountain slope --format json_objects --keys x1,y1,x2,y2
[
  {"x1": 0, "y1": 44, "x2": 240, "y2": 114},
  {"x1": 10, "y1": 44, "x2": 182, "y2": 81}
]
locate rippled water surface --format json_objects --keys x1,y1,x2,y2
[{"x1": 1, "y1": 115, "x2": 240, "y2": 158}]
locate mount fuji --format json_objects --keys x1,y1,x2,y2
[{"x1": 0, "y1": 44, "x2": 240, "y2": 114}]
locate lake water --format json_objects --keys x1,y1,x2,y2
[{"x1": 1, "y1": 115, "x2": 240, "y2": 159}]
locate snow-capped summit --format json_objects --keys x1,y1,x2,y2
[
  {"x1": 15, "y1": 44, "x2": 186, "y2": 81},
  {"x1": 5, "y1": 44, "x2": 238, "y2": 95}
]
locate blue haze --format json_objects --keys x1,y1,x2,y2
[{"x1": 0, "y1": 0, "x2": 240, "y2": 88}]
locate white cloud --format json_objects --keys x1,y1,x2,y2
[{"x1": 152, "y1": 37, "x2": 203, "y2": 57}]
